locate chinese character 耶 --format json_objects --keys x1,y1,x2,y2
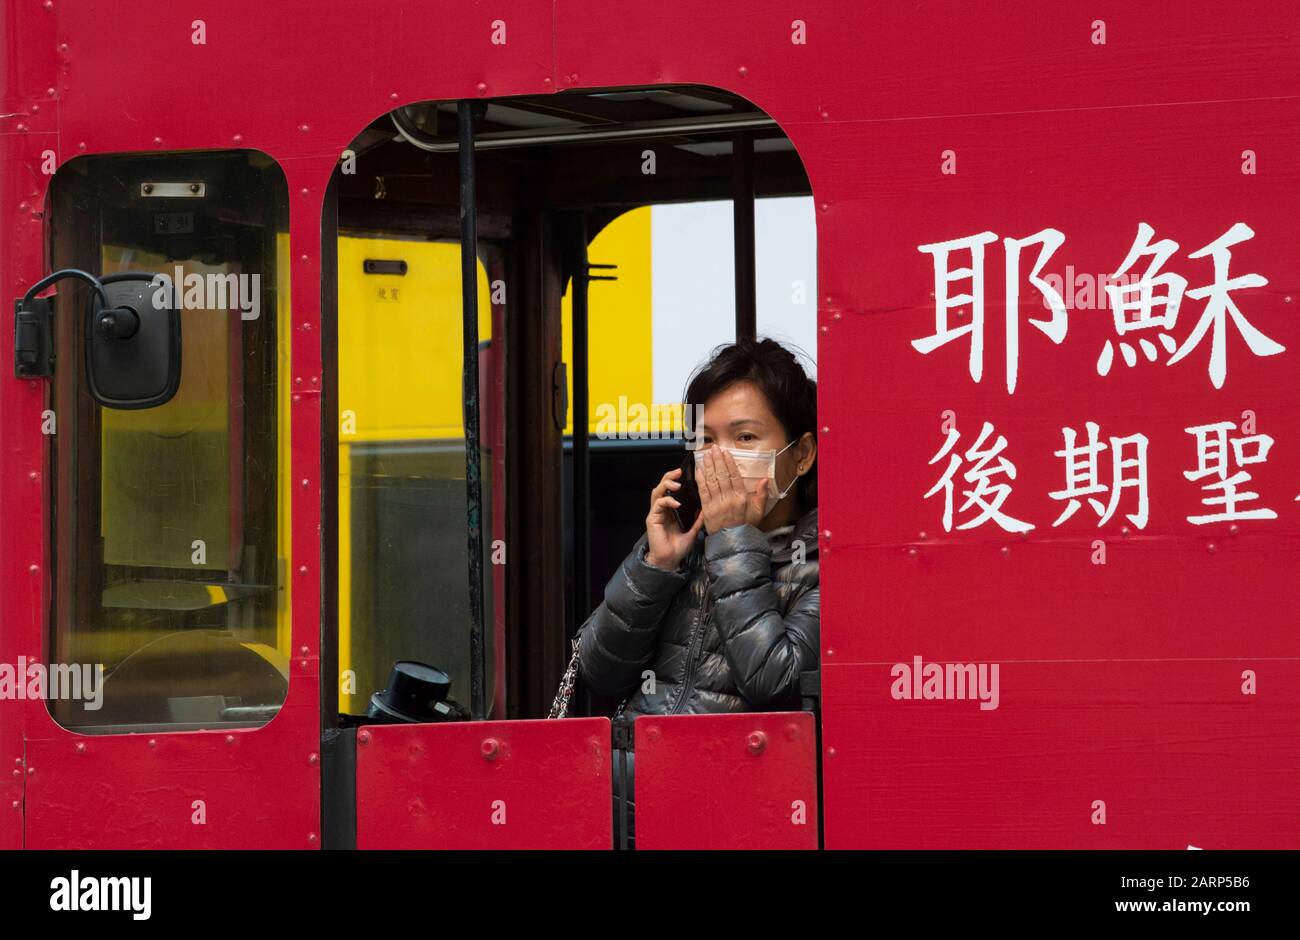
[
  {"x1": 913, "y1": 229, "x2": 1068, "y2": 394},
  {"x1": 1183, "y1": 420, "x2": 1276, "y2": 524},
  {"x1": 925, "y1": 421, "x2": 1035, "y2": 532},
  {"x1": 1048, "y1": 422, "x2": 1149, "y2": 528}
]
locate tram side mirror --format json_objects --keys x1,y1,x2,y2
[{"x1": 85, "y1": 273, "x2": 181, "y2": 409}]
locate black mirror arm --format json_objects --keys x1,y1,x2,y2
[
  {"x1": 21, "y1": 267, "x2": 110, "y2": 311},
  {"x1": 14, "y1": 268, "x2": 112, "y2": 379}
]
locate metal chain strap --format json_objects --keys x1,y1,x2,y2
[{"x1": 548, "y1": 637, "x2": 582, "y2": 719}]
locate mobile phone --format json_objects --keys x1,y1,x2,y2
[{"x1": 672, "y1": 452, "x2": 702, "y2": 531}]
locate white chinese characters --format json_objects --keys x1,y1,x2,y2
[
  {"x1": 925, "y1": 415, "x2": 1280, "y2": 532},
  {"x1": 914, "y1": 222, "x2": 1286, "y2": 392}
]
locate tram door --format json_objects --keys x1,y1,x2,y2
[{"x1": 21, "y1": 150, "x2": 318, "y2": 848}]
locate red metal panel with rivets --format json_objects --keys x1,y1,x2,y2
[
  {"x1": 3, "y1": 0, "x2": 1299, "y2": 850},
  {"x1": 634, "y1": 713, "x2": 818, "y2": 850},
  {"x1": 354, "y1": 719, "x2": 612, "y2": 849}
]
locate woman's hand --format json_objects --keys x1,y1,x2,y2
[
  {"x1": 698, "y1": 448, "x2": 768, "y2": 534},
  {"x1": 645, "y1": 467, "x2": 704, "y2": 570}
]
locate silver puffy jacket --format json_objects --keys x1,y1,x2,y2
[{"x1": 576, "y1": 508, "x2": 820, "y2": 717}]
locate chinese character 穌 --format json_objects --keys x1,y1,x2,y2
[
  {"x1": 1183, "y1": 420, "x2": 1276, "y2": 524},
  {"x1": 1048, "y1": 422, "x2": 1149, "y2": 528},
  {"x1": 925, "y1": 421, "x2": 1035, "y2": 532}
]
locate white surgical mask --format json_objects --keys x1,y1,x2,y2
[{"x1": 694, "y1": 439, "x2": 799, "y2": 517}]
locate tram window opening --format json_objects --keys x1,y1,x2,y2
[{"x1": 330, "y1": 85, "x2": 814, "y2": 721}]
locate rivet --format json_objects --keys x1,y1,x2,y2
[
  {"x1": 827, "y1": 746, "x2": 837, "y2": 757},
  {"x1": 308, "y1": 832, "x2": 318, "y2": 844},
  {"x1": 311, "y1": 376, "x2": 319, "y2": 385},
  {"x1": 295, "y1": 376, "x2": 303, "y2": 385},
  {"x1": 225, "y1": 734, "x2": 235, "y2": 744},
  {"x1": 646, "y1": 726, "x2": 661, "y2": 742},
  {"x1": 785, "y1": 722, "x2": 800, "y2": 741},
  {"x1": 481, "y1": 738, "x2": 500, "y2": 760},
  {"x1": 737, "y1": 65, "x2": 748, "y2": 77},
  {"x1": 299, "y1": 124, "x2": 310, "y2": 133},
  {"x1": 43, "y1": 1, "x2": 53, "y2": 9},
  {"x1": 1001, "y1": 545, "x2": 1010, "y2": 556},
  {"x1": 358, "y1": 730, "x2": 371, "y2": 746},
  {"x1": 27, "y1": 767, "x2": 34, "y2": 775},
  {"x1": 301, "y1": 478, "x2": 310, "y2": 488},
  {"x1": 308, "y1": 752, "x2": 319, "y2": 765},
  {"x1": 75, "y1": 742, "x2": 85, "y2": 753},
  {"x1": 300, "y1": 254, "x2": 309, "y2": 263},
  {"x1": 300, "y1": 187, "x2": 309, "y2": 196},
  {"x1": 298, "y1": 565, "x2": 308, "y2": 575},
  {"x1": 820, "y1": 325, "x2": 829, "y2": 333},
  {"x1": 819, "y1": 202, "x2": 829, "y2": 212},
  {"x1": 1207, "y1": 542, "x2": 1217, "y2": 554},
  {"x1": 142, "y1": 183, "x2": 154, "y2": 194},
  {"x1": 301, "y1": 645, "x2": 309, "y2": 655},
  {"x1": 302, "y1": 322, "x2": 312, "y2": 331},
  {"x1": 826, "y1": 648, "x2": 834, "y2": 657},
  {"x1": 28, "y1": 565, "x2": 38, "y2": 574},
  {"x1": 147, "y1": 738, "x2": 156, "y2": 748},
  {"x1": 153, "y1": 136, "x2": 162, "y2": 146},
  {"x1": 78, "y1": 142, "x2": 86, "y2": 151},
  {"x1": 58, "y1": 43, "x2": 68, "y2": 52},
  {"x1": 476, "y1": 83, "x2": 487, "y2": 95},
  {"x1": 1120, "y1": 525, "x2": 1130, "y2": 536},
  {"x1": 832, "y1": 312, "x2": 842, "y2": 320},
  {"x1": 292, "y1": 394, "x2": 301, "y2": 403},
  {"x1": 918, "y1": 531, "x2": 928, "y2": 540},
  {"x1": 747, "y1": 731, "x2": 767, "y2": 754},
  {"x1": 1229, "y1": 524, "x2": 1240, "y2": 536},
  {"x1": 389, "y1": 92, "x2": 399, "y2": 101},
  {"x1": 31, "y1": 103, "x2": 39, "y2": 113},
  {"x1": 189, "y1": 183, "x2": 200, "y2": 194},
  {"x1": 10, "y1": 801, "x2": 17, "y2": 810},
  {"x1": 28, "y1": 471, "x2": 37, "y2": 481},
  {"x1": 822, "y1": 530, "x2": 832, "y2": 539},
  {"x1": 232, "y1": 134, "x2": 243, "y2": 144},
  {"x1": 13, "y1": 758, "x2": 21, "y2": 767},
  {"x1": 10, "y1": 770, "x2": 18, "y2": 779},
  {"x1": 1286, "y1": 296, "x2": 1293, "y2": 304},
  {"x1": 906, "y1": 546, "x2": 918, "y2": 556},
  {"x1": 821, "y1": 426, "x2": 830, "y2": 434}
]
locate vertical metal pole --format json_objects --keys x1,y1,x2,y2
[
  {"x1": 732, "y1": 129, "x2": 756, "y2": 341},
  {"x1": 572, "y1": 217, "x2": 591, "y2": 628},
  {"x1": 459, "y1": 100, "x2": 487, "y2": 721}
]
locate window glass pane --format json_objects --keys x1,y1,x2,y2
[
  {"x1": 336, "y1": 235, "x2": 496, "y2": 718},
  {"x1": 49, "y1": 151, "x2": 290, "y2": 732}
]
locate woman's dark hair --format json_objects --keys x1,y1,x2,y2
[{"x1": 684, "y1": 337, "x2": 818, "y2": 510}]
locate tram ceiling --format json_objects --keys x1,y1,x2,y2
[{"x1": 337, "y1": 85, "x2": 811, "y2": 234}]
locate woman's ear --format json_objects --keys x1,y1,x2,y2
[{"x1": 795, "y1": 431, "x2": 817, "y2": 475}]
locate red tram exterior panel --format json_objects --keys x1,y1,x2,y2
[
  {"x1": 635, "y1": 712, "x2": 819, "y2": 850},
  {"x1": 3, "y1": 1, "x2": 1299, "y2": 848},
  {"x1": 355, "y1": 719, "x2": 612, "y2": 850}
]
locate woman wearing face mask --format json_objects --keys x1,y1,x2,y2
[{"x1": 574, "y1": 338, "x2": 819, "y2": 845}]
